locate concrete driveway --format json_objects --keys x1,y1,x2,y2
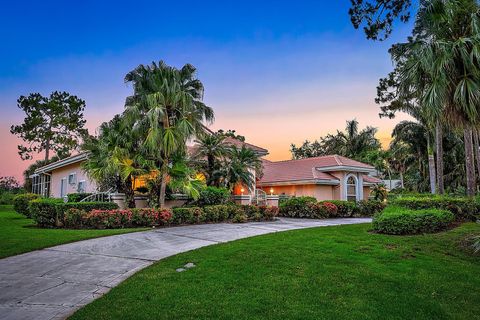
[{"x1": 0, "y1": 217, "x2": 371, "y2": 320}]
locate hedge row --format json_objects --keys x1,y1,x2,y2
[
  {"x1": 13, "y1": 193, "x2": 41, "y2": 217},
  {"x1": 372, "y1": 206, "x2": 455, "y2": 235},
  {"x1": 279, "y1": 197, "x2": 386, "y2": 219},
  {"x1": 63, "y1": 204, "x2": 279, "y2": 229},
  {"x1": 392, "y1": 196, "x2": 480, "y2": 221},
  {"x1": 29, "y1": 199, "x2": 119, "y2": 227}
]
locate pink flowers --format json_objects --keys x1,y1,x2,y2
[{"x1": 65, "y1": 208, "x2": 173, "y2": 229}]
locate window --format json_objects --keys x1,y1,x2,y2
[
  {"x1": 68, "y1": 173, "x2": 77, "y2": 185},
  {"x1": 77, "y1": 181, "x2": 86, "y2": 193},
  {"x1": 346, "y1": 175, "x2": 357, "y2": 202}
]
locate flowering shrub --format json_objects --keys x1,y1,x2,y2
[
  {"x1": 61, "y1": 204, "x2": 279, "y2": 229},
  {"x1": 259, "y1": 206, "x2": 279, "y2": 221},
  {"x1": 322, "y1": 202, "x2": 338, "y2": 217}
]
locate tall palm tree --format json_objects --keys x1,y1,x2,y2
[
  {"x1": 395, "y1": 0, "x2": 480, "y2": 196},
  {"x1": 124, "y1": 61, "x2": 214, "y2": 207}
]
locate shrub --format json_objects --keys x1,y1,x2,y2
[
  {"x1": 279, "y1": 196, "x2": 317, "y2": 218},
  {"x1": 197, "y1": 187, "x2": 231, "y2": 206},
  {"x1": 67, "y1": 193, "x2": 93, "y2": 203},
  {"x1": 57, "y1": 202, "x2": 119, "y2": 222},
  {"x1": 29, "y1": 198, "x2": 64, "y2": 227},
  {"x1": 392, "y1": 196, "x2": 480, "y2": 221},
  {"x1": 355, "y1": 200, "x2": 386, "y2": 217},
  {"x1": 232, "y1": 213, "x2": 247, "y2": 223},
  {"x1": 172, "y1": 207, "x2": 204, "y2": 225},
  {"x1": 259, "y1": 206, "x2": 279, "y2": 221},
  {"x1": 13, "y1": 193, "x2": 40, "y2": 217},
  {"x1": 79, "y1": 208, "x2": 173, "y2": 229},
  {"x1": 203, "y1": 205, "x2": 232, "y2": 223},
  {"x1": 242, "y1": 205, "x2": 262, "y2": 220},
  {"x1": 372, "y1": 206, "x2": 454, "y2": 235},
  {"x1": 327, "y1": 200, "x2": 357, "y2": 217},
  {"x1": 64, "y1": 208, "x2": 87, "y2": 228}
]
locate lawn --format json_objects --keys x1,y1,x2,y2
[
  {"x1": 0, "y1": 205, "x2": 148, "y2": 259},
  {"x1": 70, "y1": 222, "x2": 480, "y2": 320}
]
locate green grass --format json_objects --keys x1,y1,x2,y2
[
  {"x1": 71, "y1": 222, "x2": 480, "y2": 320},
  {"x1": 0, "y1": 205, "x2": 148, "y2": 259}
]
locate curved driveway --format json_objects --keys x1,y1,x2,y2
[{"x1": 0, "y1": 217, "x2": 371, "y2": 320}]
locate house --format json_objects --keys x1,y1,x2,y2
[
  {"x1": 31, "y1": 138, "x2": 380, "y2": 201},
  {"x1": 256, "y1": 155, "x2": 381, "y2": 201},
  {"x1": 31, "y1": 153, "x2": 96, "y2": 198}
]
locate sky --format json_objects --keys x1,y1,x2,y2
[{"x1": 0, "y1": 0, "x2": 414, "y2": 182}]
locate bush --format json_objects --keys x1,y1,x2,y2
[
  {"x1": 13, "y1": 193, "x2": 40, "y2": 217},
  {"x1": 372, "y1": 206, "x2": 454, "y2": 235},
  {"x1": 64, "y1": 208, "x2": 87, "y2": 228},
  {"x1": 82, "y1": 208, "x2": 172, "y2": 229},
  {"x1": 67, "y1": 193, "x2": 93, "y2": 202},
  {"x1": 172, "y1": 207, "x2": 204, "y2": 225},
  {"x1": 57, "y1": 202, "x2": 119, "y2": 222},
  {"x1": 326, "y1": 200, "x2": 357, "y2": 217},
  {"x1": 259, "y1": 206, "x2": 279, "y2": 221},
  {"x1": 203, "y1": 205, "x2": 231, "y2": 222},
  {"x1": 197, "y1": 187, "x2": 231, "y2": 206},
  {"x1": 392, "y1": 196, "x2": 480, "y2": 221},
  {"x1": 231, "y1": 206, "x2": 248, "y2": 223},
  {"x1": 29, "y1": 198, "x2": 64, "y2": 227},
  {"x1": 279, "y1": 196, "x2": 317, "y2": 218},
  {"x1": 355, "y1": 200, "x2": 387, "y2": 217}
]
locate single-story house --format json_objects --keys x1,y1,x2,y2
[
  {"x1": 257, "y1": 155, "x2": 381, "y2": 201},
  {"x1": 31, "y1": 136, "x2": 380, "y2": 201}
]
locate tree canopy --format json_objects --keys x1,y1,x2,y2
[{"x1": 10, "y1": 91, "x2": 88, "y2": 161}]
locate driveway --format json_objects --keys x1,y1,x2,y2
[{"x1": 0, "y1": 217, "x2": 371, "y2": 320}]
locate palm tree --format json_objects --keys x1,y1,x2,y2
[
  {"x1": 82, "y1": 114, "x2": 150, "y2": 207},
  {"x1": 221, "y1": 145, "x2": 262, "y2": 191},
  {"x1": 323, "y1": 119, "x2": 381, "y2": 159},
  {"x1": 394, "y1": 0, "x2": 480, "y2": 196},
  {"x1": 124, "y1": 61, "x2": 214, "y2": 207},
  {"x1": 193, "y1": 133, "x2": 228, "y2": 186}
]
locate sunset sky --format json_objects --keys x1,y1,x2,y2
[{"x1": 0, "y1": 1, "x2": 414, "y2": 182}]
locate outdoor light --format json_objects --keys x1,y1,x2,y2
[
  {"x1": 241, "y1": 188, "x2": 245, "y2": 195},
  {"x1": 270, "y1": 188, "x2": 274, "y2": 195}
]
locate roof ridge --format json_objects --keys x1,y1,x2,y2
[{"x1": 267, "y1": 155, "x2": 336, "y2": 164}]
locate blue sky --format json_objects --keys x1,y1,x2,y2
[{"x1": 0, "y1": 0, "x2": 414, "y2": 180}]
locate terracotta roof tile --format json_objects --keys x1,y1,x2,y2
[{"x1": 258, "y1": 155, "x2": 375, "y2": 185}]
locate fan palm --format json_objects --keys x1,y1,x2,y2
[
  {"x1": 221, "y1": 146, "x2": 262, "y2": 191},
  {"x1": 82, "y1": 114, "x2": 151, "y2": 207},
  {"x1": 194, "y1": 133, "x2": 228, "y2": 186},
  {"x1": 124, "y1": 61, "x2": 214, "y2": 207},
  {"x1": 392, "y1": 0, "x2": 480, "y2": 196}
]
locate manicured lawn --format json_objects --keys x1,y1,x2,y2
[
  {"x1": 70, "y1": 222, "x2": 480, "y2": 320},
  {"x1": 0, "y1": 205, "x2": 148, "y2": 259}
]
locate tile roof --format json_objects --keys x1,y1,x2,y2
[
  {"x1": 258, "y1": 155, "x2": 376, "y2": 185},
  {"x1": 223, "y1": 137, "x2": 268, "y2": 155}
]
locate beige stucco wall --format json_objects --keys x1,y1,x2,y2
[
  {"x1": 363, "y1": 186, "x2": 371, "y2": 200},
  {"x1": 50, "y1": 162, "x2": 96, "y2": 198},
  {"x1": 259, "y1": 184, "x2": 340, "y2": 201}
]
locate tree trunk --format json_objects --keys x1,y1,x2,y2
[
  {"x1": 435, "y1": 121, "x2": 444, "y2": 194},
  {"x1": 159, "y1": 171, "x2": 168, "y2": 208},
  {"x1": 464, "y1": 127, "x2": 476, "y2": 197},
  {"x1": 473, "y1": 128, "x2": 480, "y2": 185},
  {"x1": 427, "y1": 136, "x2": 436, "y2": 194},
  {"x1": 399, "y1": 171, "x2": 404, "y2": 189},
  {"x1": 44, "y1": 140, "x2": 50, "y2": 161}
]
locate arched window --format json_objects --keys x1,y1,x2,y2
[{"x1": 346, "y1": 175, "x2": 358, "y2": 202}]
